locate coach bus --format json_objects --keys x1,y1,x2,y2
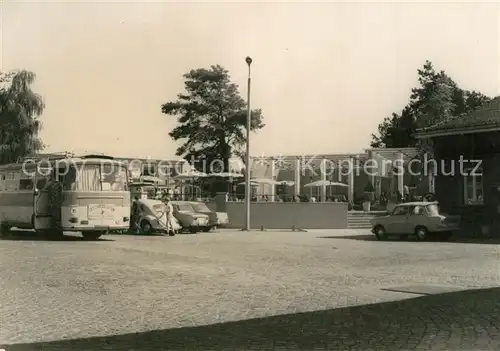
[{"x1": 0, "y1": 154, "x2": 130, "y2": 240}]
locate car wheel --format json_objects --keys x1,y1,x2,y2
[
  {"x1": 374, "y1": 225, "x2": 388, "y2": 241},
  {"x1": 414, "y1": 226, "x2": 428, "y2": 241},
  {"x1": 140, "y1": 220, "x2": 153, "y2": 234},
  {"x1": 189, "y1": 227, "x2": 198, "y2": 234},
  {"x1": 203, "y1": 226, "x2": 211, "y2": 232}
]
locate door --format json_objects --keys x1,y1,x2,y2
[
  {"x1": 33, "y1": 171, "x2": 52, "y2": 230},
  {"x1": 405, "y1": 205, "x2": 425, "y2": 233},
  {"x1": 387, "y1": 205, "x2": 409, "y2": 233}
]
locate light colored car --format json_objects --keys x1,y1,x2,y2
[
  {"x1": 133, "y1": 199, "x2": 180, "y2": 235},
  {"x1": 171, "y1": 201, "x2": 210, "y2": 233},
  {"x1": 370, "y1": 201, "x2": 460, "y2": 241},
  {"x1": 189, "y1": 202, "x2": 229, "y2": 231}
]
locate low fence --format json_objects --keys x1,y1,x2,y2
[{"x1": 207, "y1": 201, "x2": 348, "y2": 229}]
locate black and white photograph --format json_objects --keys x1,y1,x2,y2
[{"x1": 1, "y1": 1, "x2": 500, "y2": 349}]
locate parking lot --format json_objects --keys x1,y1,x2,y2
[{"x1": 1, "y1": 229, "x2": 500, "y2": 350}]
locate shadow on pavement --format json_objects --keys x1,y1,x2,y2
[
  {"x1": 0, "y1": 231, "x2": 114, "y2": 242},
  {"x1": 319, "y1": 234, "x2": 383, "y2": 241},
  {"x1": 447, "y1": 237, "x2": 500, "y2": 244},
  {"x1": 113, "y1": 231, "x2": 167, "y2": 237},
  {"x1": 3, "y1": 287, "x2": 500, "y2": 350},
  {"x1": 319, "y1": 234, "x2": 500, "y2": 244}
]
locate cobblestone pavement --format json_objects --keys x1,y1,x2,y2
[{"x1": 1, "y1": 229, "x2": 500, "y2": 350}]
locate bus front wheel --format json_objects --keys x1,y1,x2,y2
[{"x1": 82, "y1": 231, "x2": 103, "y2": 240}]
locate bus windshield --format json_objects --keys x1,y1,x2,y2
[{"x1": 60, "y1": 163, "x2": 128, "y2": 191}]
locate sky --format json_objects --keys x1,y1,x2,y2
[{"x1": 2, "y1": 1, "x2": 499, "y2": 160}]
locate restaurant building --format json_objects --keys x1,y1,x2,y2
[
  {"x1": 414, "y1": 96, "x2": 500, "y2": 235},
  {"x1": 249, "y1": 147, "x2": 430, "y2": 203}
]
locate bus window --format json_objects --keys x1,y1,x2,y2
[
  {"x1": 19, "y1": 175, "x2": 34, "y2": 190},
  {"x1": 62, "y1": 166, "x2": 77, "y2": 191},
  {"x1": 36, "y1": 177, "x2": 48, "y2": 190},
  {"x1": 74, "y1": 164, "x2": 101, "y2": 191},
  {"x1": 35, "y1": 170, "x2": 51, "y2": 190},
  {"x1": 5, "y1": 172, "x2": 18, "y2": 191},
  {"x1": 59, "y1": 163, "x2": 128, "y2": 192}
]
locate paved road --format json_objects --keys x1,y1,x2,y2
[{"x1": 1, "y1": 229, "x2": 500, "y2": 350}]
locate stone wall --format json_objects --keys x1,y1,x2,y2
[{"x1": 207, "y1": 201, "x2": 348, "y2": 229}]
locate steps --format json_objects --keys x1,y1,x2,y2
[{"x1": 348, "y1": 211, "x2": 385, "y2": 229}]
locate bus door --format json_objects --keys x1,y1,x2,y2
[{"x1": 33, "y1": 167, "x2": 52, "y2": 230}]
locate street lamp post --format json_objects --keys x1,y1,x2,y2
[{"x1": 244, "y1": 56, "x2": 252, "y2": 231}]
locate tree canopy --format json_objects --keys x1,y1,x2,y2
[
  {"x1": 371, "y1": 61, "x2": 491, "y2": 149},
  {"x1": 162, "y1": 65, "x2": 264, "y2": 173},
  {"x1": 0, "y1": 70, "x2": 45, "y2": 164}
]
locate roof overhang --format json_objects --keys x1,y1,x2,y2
[
  {"x1": 413, "y1": 126, "x2": 500, "y2": 139},
  {"x1": 364, "y1": 147, "x2": 418, "y2": 153}
]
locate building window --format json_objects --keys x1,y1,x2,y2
[
  {"x1": 464, "y1": 167, "x2": 483, "y2": 205},
  {"x1": 142, "y1": 163, "x2": 157, "y2": 177},
  {"x1": 158, "y1": 165, "x2": 171, "y2": 178}
]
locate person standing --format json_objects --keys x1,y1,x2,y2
[
  {"x1": 48, "y1": 179, "x2": 63, "y2": 231},
  {"x1": 162, "y1": 189, "x2": 173, "y2": 205},
  {"x1": 164, "y1": 197, "x2": 175, "y2": 235},
  {"x1": 403, "y1": 184, "x2": 410, "y2": 202},
  {"x1": 42, "y1": 177, "x2": 64, "y2": 239},
  {"x1": 130, "y1": 196, "x2": 140, "y2": 232}
]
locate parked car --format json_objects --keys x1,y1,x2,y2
[
  {"x1": 189, "y1": 202, "x2": 229, "y2": 231},
  {"x1": 132, "y1": 199, "x2": 180, "y2": 235},
  {"x1": 370, "y1": 201, "x2": 460, "y2": 241},
  {"x1": 171, "y1": 201, "x2": 210, "y2": 233}
]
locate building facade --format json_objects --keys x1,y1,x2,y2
[
  {"x1": 248, "y1": 147, "x2": 431, "y2": 203},
  {"x1": 415, "y1": 96, "x2": 500, "y2": 235}
]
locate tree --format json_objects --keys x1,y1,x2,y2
[
  {"x1": 0, "y1": 70, "x2": 45, "y2": 164},
  {"x1": 371, "y1": 60, "x2": 491, "y2": 148},
  {"x1": 409, "y1": 61, "x2": 456, "y2": 129},
  {"x1": 463, "y1": 90, "x2": 491, "y2": 113},
  {"x1": 370, "y1": 107, "x2": 417, "y2": 148},
  {"x1": 162, "y1": 65, "x2": 264, "y2": 174}
]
